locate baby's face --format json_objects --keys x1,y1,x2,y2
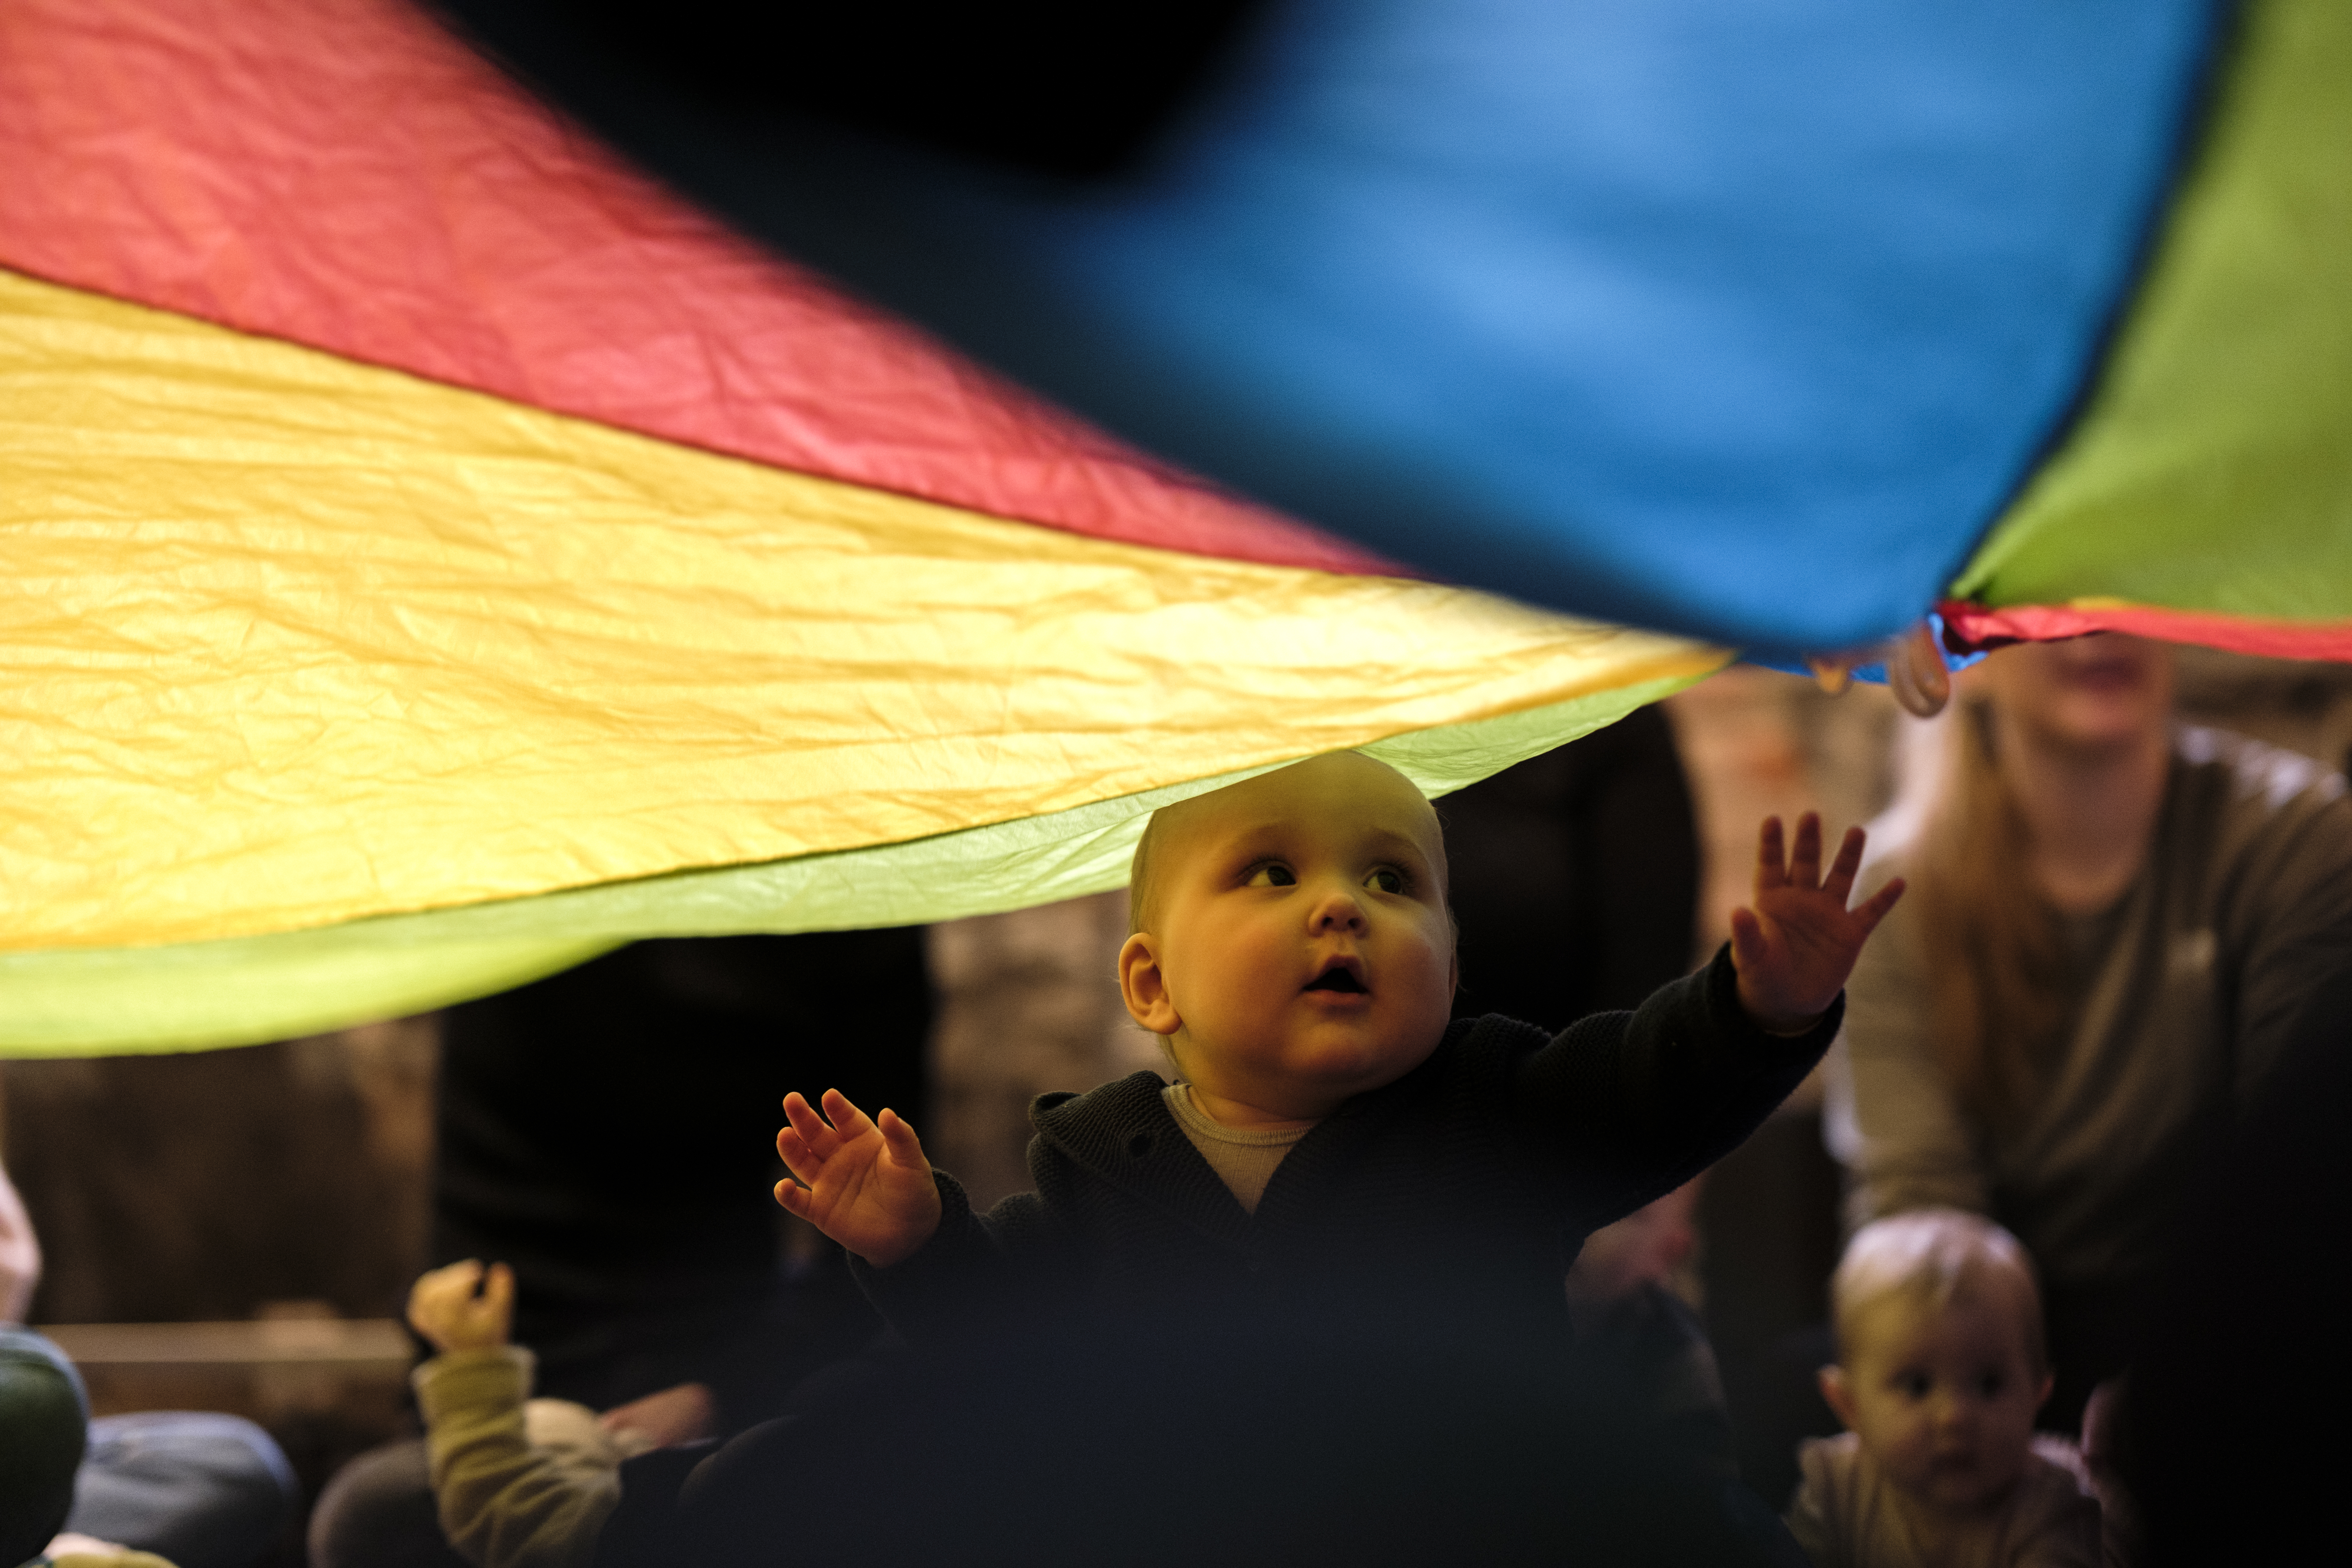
[
  {"x1": 1833, "y1": 1283, "x2": 2049, "y2": 1515},
  {"x1": 1129, "y1": 753, "x2": 1456, "y2": 1119}
]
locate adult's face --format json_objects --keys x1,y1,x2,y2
[{"x1": 1980, "y1": 633, "x2": 2174, "y2": 756}]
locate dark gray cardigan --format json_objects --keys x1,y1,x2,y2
[{"x1": 860, "y1": 947, "x2": 1836, "y2": 1364}]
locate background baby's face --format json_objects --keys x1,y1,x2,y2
[
  {"x1": 1833, "y1": 1279, "x2": 2048, "y2": 1514},
  {"x1": 1134, "y1": 753, "x2": 1455, "y2": 1119}
]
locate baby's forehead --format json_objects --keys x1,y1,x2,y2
[
  {"x1": 1175, "y1": 755, "x2": 1443, "y2": 857},
  {"x1": 1853, "y1": 1271, "x2": 2033, "y2": 1348}
]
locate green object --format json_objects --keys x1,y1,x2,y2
[
  {"x1": 1953, "y1": 0, "x2": 2352, "y2": 620},
  {"x1": 0, "y1": 677, "x2": 1696, "y2": 1057},
  {"x1": 0, "y1": 1331, "x2": 87, "y2": 1568}
]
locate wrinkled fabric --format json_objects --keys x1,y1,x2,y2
[
  {"x1": 1941, "y1": 600, "x2": 2352, "y2": 663},
  {"x1": 0, "y1": 675, "x2": 1702, "y2": 1056},
  {"x1": 0, "y1": 0, "x2": 1381, "y2": 577},
  {"x1": 437, "y1": 0, "x2": 2214, "y2": 652},
  {"x1": 0, "y1": 263, "x2": 1720, "y2": 1045},
  {"x1": 1950, "y1": 0, "x2": 2352, "y2": 649}
]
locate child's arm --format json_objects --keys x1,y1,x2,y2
[
  {"x1": 773, "y1": 1088, "x2": 1083, "y2": 1346},
  {"x1": 1503, "y1": 815, "x2": 1900, "y2": 1219},
  {"x1": 772, "y1": 1088, "x2": 944, "y2": 1268},
  {"x1": 1727, "y1": 813, "x2": 1903, "y2": 1036},
  {"x1": 406, "y1": 1261, "x2": 620, "y2": 1568}
]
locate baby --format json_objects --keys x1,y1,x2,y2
[
  {"x1": 1788, "y1": 1210, "x2": 2101, "y2": 1568},
  {"x1": 394, "y1": 748, "x2": 1896, "y2": 1565},
  {"x1": 402, "y1": 1259, "x2": 663, "y2": 1568},
  {"x1": 778, "y1": 750, "x2": 1899, "y2": 1372}
]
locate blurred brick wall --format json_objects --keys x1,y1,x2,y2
[
  {"x1": 1, "y1": 1018, "x2": 436, "y2": 1325},
  {"x1": 925, "y1": 891, "x2": 1167, "y2": 1211}
]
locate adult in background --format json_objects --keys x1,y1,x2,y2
[
  {"x1": 1834, "y1": 634, "x2": 2352, "y2": 1429},
  {"x1": 1441, "y1": 703, "x2": 1699, "y2": 1032},
  {"x1": 1443, "y1": 712, "x2": 1736, "y2": 1484}
]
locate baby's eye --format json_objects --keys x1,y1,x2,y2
[
  {"x1": 1246, "y1": 863, "x2": 1297, "y2": 887},
  {"x1": 1895, "y1": 1371, "x2": 1932, "y2": 1400},
  {"x1": 1364, "y1": 867, "x2": 1406, "y2": 895},
  {"x1": 1975, "y1": 1370, "x2": 2006, "y2": 1398}
]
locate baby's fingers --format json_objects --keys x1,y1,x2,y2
[
  {"x1": 411, "y1": 1258, "x2": 481, "y2": 1307},
  {"x1": 781, "y1": 1091, "x2": 841, "y2": 1158},
  {"x1": 821, "y1": 1088, "x2": 879, "y2": 1143},
  {"x1": 776, "y1": 1127, "x2": 827, "y2": 1188},
  {"x1": 481, "y1": 1262, "x2": 515, "y2": 1319},
  {"x1": 1753, "y1": 817, "x2": 1788, "y2": 892},
  {"x1": 773, "y1": 1176, "x2": 812, "y2": 1217},
  {"x1": 1727, "y1": 905, "x2": 1769, "y2": 976},
  {"x1": 1822, "y1": 826, "x2": 1868, "y2": 904},
  {"x1": 878, "y1": 1108, "x2": 929, "y2": 1169},
  {"x1": 1850, "y1": 876, "x2": 1906, "y2": 937},
  {"x1": 1787, "y1": 813, "x2": 1824, "y2": 889}
]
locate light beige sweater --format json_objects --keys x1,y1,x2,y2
[{"x1": 1786, "y1": 1432, "x2": 2100, "y2": 1568}]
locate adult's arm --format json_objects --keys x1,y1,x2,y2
[
  {"x1": 1834, "y1": 875, "x2": 1990, "y2": 1233},
  {"x1": 1506, "y1": 945, "x2": 1836, "y2": 1228},
  {"x1": 0, "y1": 1158, "x2": 39, "y2": 1324},
  {"x1": 2216, "y1": 779, "x2": 2352, "y2": 1105}
]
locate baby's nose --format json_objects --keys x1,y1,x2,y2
[{"x1": 1307, "y1": 885, "x2": 1368, "y2": 930}]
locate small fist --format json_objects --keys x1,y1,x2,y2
[
  {"x1": 1730, "y1": 813, "x2": 1904, "y2": 1035},
  {"x1": 407, "y1": 1259, "x2": 515, "y2": 1354}
]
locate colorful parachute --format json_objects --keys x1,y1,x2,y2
[{"x1": 3, "y1": 0, "x2": 2346, "y2": 1054}]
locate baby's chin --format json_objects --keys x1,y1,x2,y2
[
  {"x1": 1290, "y1": 1024, "x2": 1444, "y2": 1084},
  {"x1": 1908, "y1": 1454, "x2": 2026, "y2": 1514}
]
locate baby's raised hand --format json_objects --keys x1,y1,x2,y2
[
  {"x1": 407, "y1": 1258, "x2": 514, "y2": 1354},
  {"x1": 1729, "y1": 814, "x2": 1903, "y2": 1036},
  {"x1": 774, "y1": 1089, "x2": 943, "y2": 1268}
]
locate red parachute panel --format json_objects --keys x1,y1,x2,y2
[{"x1": 0, "y1": 0, "x2": 1396, "y2": 577}]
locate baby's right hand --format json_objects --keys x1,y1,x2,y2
[
  {"x1": 774, "y1": 1089, "x2": 942, "y2": 1269},
  {"x1": 407, "y1": 1259, "x2": 514, "y2": 1354}
]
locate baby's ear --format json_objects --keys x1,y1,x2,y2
[
  {"x1": 1117, "y1": 932, "x2": 1181, "y2": 1036},
  {"x1": 1818, "y1": 1365, "x2": 1858, "y2": 1430}
]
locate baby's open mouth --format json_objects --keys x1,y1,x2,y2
[{"x1": 1305, "y1": 964, "x2": 1366, "y2": 994}]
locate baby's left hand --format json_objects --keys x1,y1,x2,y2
[{"x1": 1729, "y1": 814, "x2": 1903, "y2": 1036}]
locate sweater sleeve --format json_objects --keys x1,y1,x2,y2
[
  {"x1": 2214, "y1": 779, "x2": 2352, "y2": 1106},
  {"x1": 412, "y1": 1348, "x2": 619, "y2": 1568},
  {"x1": 849, "y1": 1168, "x2": 1079, "y2": 1346},
  {"x1": 1836, "y1": 875, "x2": 1991, "y2": 1232},
  {"x1": 1506, "y1": 945, "x2": 1837, "y2": 1225}
]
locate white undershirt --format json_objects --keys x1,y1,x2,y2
[{"x1": 1161, "y1": 1082, "x2": 1310, "y2": 1216}]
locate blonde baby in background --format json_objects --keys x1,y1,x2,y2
[{"x1": 1788, "y1": 1209, "x2": 2101, "y2": 1568}]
